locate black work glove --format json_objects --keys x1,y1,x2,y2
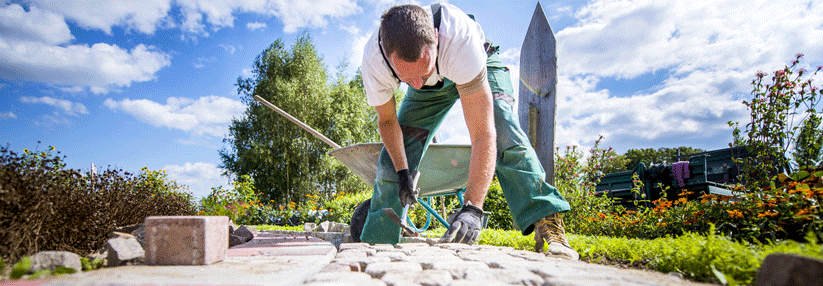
[
  {"x1": 439, "y1": 204, "x2": 483, "y2": 244},
  {"x1": 397, "y1": 169, "x2": 418, "y2": 206}
]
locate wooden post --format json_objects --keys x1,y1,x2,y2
[{"x1": 519, "y1": 2, "x2": 557, "y2": 184}]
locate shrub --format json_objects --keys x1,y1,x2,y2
[
  {"x1": 730, "y1": 53, "x2": 822, "y2": 190},
  {"x1": 0, "y1": 143, "x2": 195, "y2": 263}
]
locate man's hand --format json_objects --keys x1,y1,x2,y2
[
  {"x1": 439, "y1": 204, "x2": 483, "y2": 244},
  {"x1": 397, "y1": 169, "x2": 418, "y2": 206}
]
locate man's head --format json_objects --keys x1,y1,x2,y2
[{"x1": 380, "y1": 5, "x2": 438, "y2": 89}]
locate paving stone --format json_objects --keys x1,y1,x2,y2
[
  {"x1": 428, "y1": 260, "x2": 490, "y2": 279},
  {"x1": 337, "y1": 249, "x2": 373, "y2": 258},
  {"x1": 380, "y1": 272, "x2": 422, "y2": 286},
  {"x1": 334, "y1": 256, "x2": 392, "y2": 271},
  {"x1": 339, "y1": 242, "x2": 371, "y2": 251},
  {"x1": 402, "y1": 247, "x2": 455, "y2": 257},
  {"x1": 413, "y1": 270, "x2": 454, "y2": 286},
  {"x1": 448, "y1": 280, "x2": 513, "y2": 286},
  {"x1": 373, "y1": 251, "x2": 409, "y2": 262},
  {"x1": 305, "y1": 271, "x2": 376, "y2": 283},
  {"x1": 364, "y1": 261, "x2": 423, "y2": 279},
  {"x1": 144, "y1": 216, "x2": 228, "y2": 265},
  {"x1": 320, "y1": 262, "x2": 357, "y2": 272},
  {"x1": 486, "y1": 268, "x2": 546, "y2": 286},
  {"x1": 372, "y1": 244, "x2": 397, "y2": 252},
  {"x1": 434, "y1": 243, "x2": 474, "y2": 251},
  {"x1": 508, "y1": 249, "x2": 550, "y2": 262},
  {"x1": 395, "y1": 243, "x2": 429, "y2": 249},
  {"x1": 407, "y1": 254, "x2": 463, "y2": 269}
]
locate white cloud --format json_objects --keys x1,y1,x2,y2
[
  {"x1": 339, "y1": 23, "x2": 359, "y2": 35},
  {"x1": 219, "y1": 43, "x2": 237, "y2": 54},
  {"x1": 0, "y1": 39, "x2": 171, "y2": 94},
  {"x1": 0, "y1": 4, "x2": 73, "y2": 45},
  {"x1": 241, "y1": 68, "x2": 254, "y2": 78},
  {"x1": 544, "y1": 0, "x2": 823, "y2": 151},
  {"x1": 246, "y1": 21, "x2": 267, "y2": 31},
  {"x1": 0, "y1": 111, "x2": 16, "y2": 119},
  {"x1": 162, "y1": 162, "x2": 229, "y2": 199},
  {"x1": 26, "y1": 0, "x2": 173, "y2": 35},
  {"x1": 20, "y1": 96, "x2": 88, "y2": 116},
  {"x1": 193, "y1": 56, "x2": 215, "y2": 69},
  {"x1": 104, "y1": 95, "x2": 245, "y2": 138},
  {"x1": 269, "y1": 0, "x2": 361, "y2": 33}
]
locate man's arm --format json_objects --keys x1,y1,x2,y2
[
  {"x1": 459, "y1": 79, "x2": 496, "y2": 209},
  {"x1": 375, "y1": 97, "x2": 408, "y2": 172}
]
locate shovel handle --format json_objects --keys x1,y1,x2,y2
[{"x1": 254, "y1": 94, "x2": 342, "y2": 150}]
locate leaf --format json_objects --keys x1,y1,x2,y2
[
  {"x1": 777, "y1": 173, "x2": 792, "y2": 182},
  {"x1": 31, "y1": 269, "x2": 51, "y2": 279},
  {"x1": 814, "y1": 171, "x2": 823, "y2": 178},
  {"x1": 790, "y1": 171, "x2": 810, "y2": 181}
]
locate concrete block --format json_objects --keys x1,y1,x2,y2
[{"x1": 144, "y1": 216, "x2": 228, "y2": 265}]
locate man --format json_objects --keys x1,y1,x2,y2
[{"x1": 360, "y1": 3, "x2": 578, "y2": 259}]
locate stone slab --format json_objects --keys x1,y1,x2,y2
[{"x1": 144, "y1": 216, "x2": 228, "y2": 265}]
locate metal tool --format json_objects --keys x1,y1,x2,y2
[{"x1": 382, "y1": 170, "x2": 421, "y2": 237}]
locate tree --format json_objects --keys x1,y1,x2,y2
[
  {"x1": 623, "y1": 147, "x2": 705, "y2": 170},
  {"x1": 220, "y1": 34, "x2": 379, "y2": 204}
]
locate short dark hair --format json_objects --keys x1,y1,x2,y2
[{"x1": 379, "y1": 5, "x2": 437, "y2": 62}]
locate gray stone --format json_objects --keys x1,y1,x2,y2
[
  {"x1": 319, "y1": 221, "x2": 332, "y2": 232},
  {"x1": 412, "y1": 270, "x2": 453, "y2": 286},
  {"x1": 339, "y1": 242, "x2": 370, "y2": 251},
  {"x1": 364, "y1": 262, "x2": 423, "y2": 279},
  {"x1": 755, "y1": 253, "x2": 823, "y2": 286},
  {"x1": 334, "y1": 256, "x2": 392, "y2": 271},
  {"x1": 428, "y1": 261, "x2": 489, "y2": 279},
  {"x1": 305, "y1": 222, "x2": 317, "y2": 232},
  {"x1": 113, "y1": 223, "x2": 142, "y2": 234},
  {"x1": 320, "y1": 262, "x2": 357, "y2": 273},
  {"x1": 229, "y1": 234, "x2": 245, "y2": 247},
  {"x1": 106, "y1": 236, "x2": 145, "y2": 266},
  {"x1": 488, "y1": 268, "x2": 546, "y2": 286},
  {"x1": 373, "y1": 251, "x2": 409, "y2": 262},
  {"x1": 129, "y1": 223, "x2": 146, "y2": 247},
  {"x1": 371, "y1": 244, "x2": 397, "y2": 252},
  {"x1": 234, "y1": 225, "x2": 255, "y2": 242},
  {"x1": 305, "y1": 271, "x2": 378, "y2": 284},
  {"x1": 30, "y1": 251, "x2": 82, "y2": 273},
  {"x1": 379, "y1": 272, "x2": 420, "y2": 286}
]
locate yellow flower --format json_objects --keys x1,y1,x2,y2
[
  {"x1": 23, "y1": 149, "x2": 29, "y2": 154},
  {"x1": 50, "y1": 146, "x2": 55, "y2": 151}
]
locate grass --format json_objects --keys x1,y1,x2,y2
[{"x1": 256, "y1": 224, "x2": 823, "y2": 285}]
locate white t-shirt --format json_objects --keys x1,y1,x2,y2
[{"x1": 361, "y1": 3, "x2": 488, "y2": 106}]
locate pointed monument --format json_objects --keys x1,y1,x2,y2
[{"x1": 519, "y1": 2, "x2": 557, "y2": 184}]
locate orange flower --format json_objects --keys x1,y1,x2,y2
[
  {"x1": 727, "y1": 209, "x2": 744, "y2": 219},
  {"x1": 597, "y1": 213, "x2": 607, "y2": 219},
  {"x1": 757, "y1": 211, "x2": 779, "y2": 218}
]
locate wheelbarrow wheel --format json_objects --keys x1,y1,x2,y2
[{"x1": 350, "y1": 198, "x2": 370, "y2": 243}]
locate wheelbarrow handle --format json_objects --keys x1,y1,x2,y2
[{"x1": 254, "y1": 95, "x2": 342, "y2": 150}]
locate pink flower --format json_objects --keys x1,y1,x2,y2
[{"x1": 756, "y1": 71, "x2": 766, "y2": 78}]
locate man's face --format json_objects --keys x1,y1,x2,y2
[{"x1": 389, "y1": 44, "x2": 437, "y2": 90}]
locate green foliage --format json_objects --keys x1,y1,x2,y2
[
  {"x1": 1, "y1": 143, "x2": 195, "y2": 264},
  {"x1": 9, "y1": 256, "x2": 30, "y2": 279},
  {"x1": 221, "y1": 33, "x2": 378, "y2": 206},
  {"x1": 482, "y1": 179, "x2": 514, "y2": 230},
  {"x1": 323, "y1": 190, "x2": 371, "y2": 224},
  {"x1": 730, "y1": 53, "x2": 822, "y2": 190},
  {"x1": 554, "y1": 136, "x2": 624, "y2": 234},
  {"x1": 792, "y1": 113, "x2": 823, "y2": 169},
  {"x1": 623, "y1": 146, "x2": 705, "y2": 171},
  {"x1": 199, "y1": 175, "x2": 261, "y2": 222},
  {"x1": 80, "y1": 257, "x2": 104, "y2": 271}
]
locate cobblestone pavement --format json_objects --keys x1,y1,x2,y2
[{"x1": 304, "y1": 242, "x2": 716, "y2": 286}]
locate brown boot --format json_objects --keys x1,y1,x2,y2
[{"x1": 534, "y1": 213, "x2": 579, "y2": 260}]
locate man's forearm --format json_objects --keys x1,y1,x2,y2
[
  {"x1": 460, "y1": 81, "x2": 496, "y2": 210},
  {"x1": 375, "y1": 98, "x2": 408, "y2": 172}
]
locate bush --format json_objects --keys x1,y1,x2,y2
[{"x1": 0, "y1": 143, "x2": 195, "y2": 263}]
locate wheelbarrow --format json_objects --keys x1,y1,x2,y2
[{"x1": 254, "y1": 95, "x2": 477, "y2": 240}]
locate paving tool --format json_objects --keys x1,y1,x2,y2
[{"x1": 382, "y1": 170, "x2": 421, "y2": 237}]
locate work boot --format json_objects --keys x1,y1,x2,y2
[{"x1": 534, "y1": 213, "x2": 579, "y2": 260}]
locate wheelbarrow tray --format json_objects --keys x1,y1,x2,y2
[{"x1": 329, "y1": 143, "x2": 471, "y2": 197}]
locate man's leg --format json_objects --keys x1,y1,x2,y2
[
  {"x1": 486, "y1": 51, "x2": 578, "y2": 259},
  {"x1": 360, "y1": 81, "x2": 460, "y2": 245}
]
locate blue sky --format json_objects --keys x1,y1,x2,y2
[{"x1": 2, "y1": 0, "x2": 822, "y2": 199}]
